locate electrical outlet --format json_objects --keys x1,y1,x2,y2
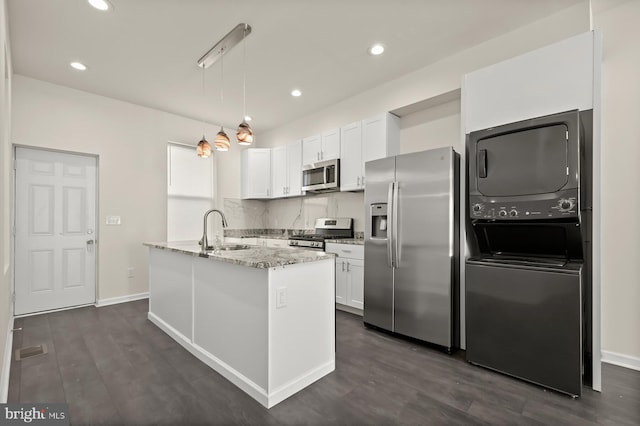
[
  {"x1": 276, "y1": 287, "x2": 287, "y2": 309},
  {"x1": 127, "y1": 267, "x2": 135, "y2": 278}
]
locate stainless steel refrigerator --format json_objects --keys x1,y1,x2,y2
[{"x1": 364, "y1": 147, "x2": 459, "y2": 351}]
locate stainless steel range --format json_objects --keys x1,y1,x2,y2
[{"x1": 288, "y1": 218, "x2": 353, "y2": 250}]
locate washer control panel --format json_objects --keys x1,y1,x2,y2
[{"x1": 469, "y1": 194, "x2": 579, "y2": 220}]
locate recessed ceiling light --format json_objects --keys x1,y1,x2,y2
[
  {"x1": 369, "y1": 44, "x2": 385, "y2": 56},
  {"x1": 87, "y1": 0, "x2": 112, "y2": 11},
  {"x1": 291, "y1": 89, "x2": 302, "y2": 97},
  {"x1": 70, "y1": 62, "x2": 87, "y2": 71},
  {"x1": 244, "y1": 115, "x2": 253, "y2": 122}
]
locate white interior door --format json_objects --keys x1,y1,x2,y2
[{"x1": 14, "y1": 147, "x2": 97, "y2": 316}]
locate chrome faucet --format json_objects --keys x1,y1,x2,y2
[{"x1": 200, "y1": 209, "x2": 228, "y2": 251}]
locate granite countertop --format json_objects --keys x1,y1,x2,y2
[
  {"x1": 326, "y1": 238, "x2": 364, "y2": 245},
  {"x1": 144, "y1": 241, "x2": 334, "y2": 269}
]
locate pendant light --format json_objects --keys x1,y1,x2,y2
[
  {"x1": 196, "y1": 63, "x2": 212, "y2": 158},
  {"x1": 236, "y1": 25, "x2": 253, "y2": 145},
  {"x1": 214, "y1": 47, "x2": 231, "y2": 151}
]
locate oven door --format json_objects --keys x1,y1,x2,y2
[{"x1": 302, "y1": 159, "x2": 339, "y2": 192}]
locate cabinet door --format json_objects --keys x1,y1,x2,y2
[
  {"x1": 335, "y1": 259, "x2": 348, "y2": 305},
  {"x1": 347, "y1": 259, "x2": 364, "y2": 310},
  {"x1": 271, "y1": 146, "x2": 287, "y2": 198},
  {"x1": 241, "y1": 148, "x2": 271, "y2": 199},
  {"x1": 286, "y1": 139, "x2": 303, "y2": 197},
  {"x1": 362, "y1": 113, "x2": 400, "y2": 163},
  {"x1": 321, "y1": 128, "x2": 341, "y2": 160},
  {"x1": 302, "y1": 134, "x2": 322, "y2": 165},
  {"x1": 340, "y1": 121, "x2": 363, "y2": 191}
]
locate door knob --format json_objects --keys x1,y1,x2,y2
[{"x1": 86, "y1": 239, "x2": 95, "y2": 253}]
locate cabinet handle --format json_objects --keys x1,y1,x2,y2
[
  {"x1": 341, "y1": 261, "x2": 345, "y2": 272},
  {"x1": 357, "y1": 176, "x2": 360, "y2": 186},
  {"x1": 341, "y1": 249, "x2": 352, "y2": 253},
  {"x1": 317, "y1": 152, "x2": 320, "y2": 161},
  {"x1": 321, "y1": 151, "x2": 324, "y2": 160},
  {"x1": 346, "y1": 261, "x2": 350, "y2": 272}
]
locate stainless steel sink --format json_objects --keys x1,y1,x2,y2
[{"x1": 206, "y1": 244, "x2": 251, "y2": 252}]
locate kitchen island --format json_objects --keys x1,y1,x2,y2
[{"x1": 144, "y1": 241, "x2": 335, "y2": 408}]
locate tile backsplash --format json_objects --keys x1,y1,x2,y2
[{"x1": 224, "y1": 191, "x2": 365, "y2": 232}]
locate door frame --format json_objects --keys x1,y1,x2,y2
[{"x1": 12, "y1": 144, "x2": 100, "y2": 317}]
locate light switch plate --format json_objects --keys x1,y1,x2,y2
[
  {"x1": 276, "y1": 287, "x2": 287, "y2": 309},
  {"x1": 106, "y1": 215, "x2": 121, "y2": 225}
]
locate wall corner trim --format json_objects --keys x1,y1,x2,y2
[
  {"x1": 601, "y1": 350, "x2": 640, "y2": 372},
  {"x1": 96, "y1": 292, "x2": 149, "y2": 308}
]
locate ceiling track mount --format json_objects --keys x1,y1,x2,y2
[{"x1": 197, "y1": 23, "x2": 252, "y2": 69}]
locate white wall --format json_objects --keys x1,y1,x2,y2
[
  {"x1": 593, "y1": 0, "x2": 640, "y2": 366},
  {"x1": 11, "y1": 76, "x2": 223, "y2": 302},
  {"x1": 399, "y1": 99, "x2": 461, "y2": 155},
  {"x1": 0, "y1": 0, "x2": 13, "y2": 402}
]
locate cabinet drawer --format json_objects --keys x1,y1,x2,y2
[{"x1": 325, "y1": 243, "x2": 364, "y2": 259}]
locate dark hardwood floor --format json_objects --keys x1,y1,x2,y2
[{"x1": 8, "y1": 300, "x2": 640, "y2": 425}]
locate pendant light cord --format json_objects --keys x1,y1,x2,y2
[
  {"x1": 242, "y1": 27, "x2": 247, "y2": 119},
  {"x1": 220, "y1": 47, "x2": 224, "y2": 112},
  {"x1": 201, "y1": 64, "x2": 206, "y2": 138}
]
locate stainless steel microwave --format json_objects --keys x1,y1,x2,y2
[{"x1": 302, "y1": 159, "x2": 340, "y2": 193}]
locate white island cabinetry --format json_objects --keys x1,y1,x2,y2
[{"x1": 146, "y1": 242, "x2": 335, "y2": 408}]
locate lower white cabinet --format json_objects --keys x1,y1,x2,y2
[{"x1": 325, "y1": 243, "x2": 364, "y2": 312}]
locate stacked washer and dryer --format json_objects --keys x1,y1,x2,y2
[{"x1": 465, "y1": 109, "x2": 593, "y2": 397}]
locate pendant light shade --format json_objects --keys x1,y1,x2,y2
[
  {"x1": 197, "y1": 137, "x2": 212, "y2": 158},
  {"x1": 214, "y1": 128, "x2": 231, "y2": 151},
  {"x1": 236, "y1": 121, "x2": 253, "y2": 145}
]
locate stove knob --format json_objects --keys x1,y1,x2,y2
[
  {"x1": 509, "y1": 210, "x2": 518, "y2": 217},
  {"x1": 472, "y1": 204, "x2": 482, "y2": 213},
  {"x1": 498, "y1": 210, "x2": 507, "y2": 217}
]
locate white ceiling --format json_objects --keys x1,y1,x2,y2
[{"x1": 8, "y1": 0, "x2": 584, "y2": 134}]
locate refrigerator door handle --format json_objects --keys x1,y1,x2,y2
[
  {"x1": 393, "y1": 181, "x2": 400, "y2": 268},
  {"x1": 387, "y1": 182, "x2": 394, "y2": 268}
]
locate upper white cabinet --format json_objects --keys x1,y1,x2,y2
[
  {"x1": 271, "y1": 146, "x2": 287, "y2": 198},
  {"x1": 339, "y1": 121, "x2": 363, "y2": 191},
  {"x1": 272, "y1": 140, "x2": 303, "y2": 198},
  {"x1": 286, "y1": 139, "x2": 303, "y2": 197},
  {"x1": 302, "y1": 129, "x2": 340, "y2": 165},
  {"x1": 340, "y1": 112, "x2": 400, "y2": 191},
  {"x1": 241, "y1": 148, "x2": 271, "y2": 199},
  {"x1": 463, "y1": 31, "x2": 595, "y2": 133},
  {"x1": 321, "y1": 129, "x2": 341, "y2": 161}
]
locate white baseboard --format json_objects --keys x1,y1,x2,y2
[
  {"x1": 1, "y1": 316, "x2": 14, "y2": 403},
  {"x1": 96, "y1": 292, "x2": 149, "y2": 307},
  {"x1": 602, "y1": 350, "x2": 640, "y2": 372}
]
